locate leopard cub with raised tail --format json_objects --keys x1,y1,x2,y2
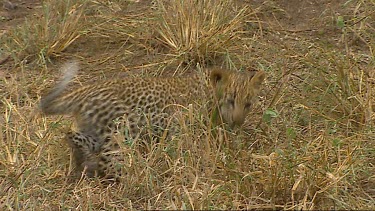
[{"x1": 40, "y1": 61, "x2": 266, "y2": 180}]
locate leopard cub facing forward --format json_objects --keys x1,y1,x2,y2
[{"x1": 40, "y1": 62, "x2": 266, "y2": 180}]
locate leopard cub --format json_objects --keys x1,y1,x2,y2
[{"x1": 40, "y1": 61, "x2": 266, "y2": 180}]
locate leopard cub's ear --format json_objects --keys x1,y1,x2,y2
[
  {"x1": 249, "y1": 71, "x2": 266, "y2": 90},
  {"x1": 210, "y1": 69, "x2": 230, "y2": 88}
]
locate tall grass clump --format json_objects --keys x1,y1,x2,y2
[
  {"x1": 2, "y1": 0, "x2": 88, "y2": 66},
  {"x1": 155, "y1": 0, "x2": 249, "y2": 65}
]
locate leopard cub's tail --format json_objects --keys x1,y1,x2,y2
[{"x1": 40, "y1": 61, "x2": 79, "y2": 115}]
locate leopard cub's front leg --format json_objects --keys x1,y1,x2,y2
[{"x1": 65, "y1": 131, "x2": 103, "y2": 178}]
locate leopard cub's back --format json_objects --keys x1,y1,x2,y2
[{"x1": 41, "y1": 66, "x2": 207, "y2": 142}]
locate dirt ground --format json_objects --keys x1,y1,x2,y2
[{"x1": 0, "y1": 0, "x2": 40, "y2": 28}]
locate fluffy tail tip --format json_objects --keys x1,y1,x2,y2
[
  {"x1": 60, "y1": 60, "x2": 79, "y2": 85},
  {"x1": 39, "y1": 60, "x2": 80, "y2": 114}
]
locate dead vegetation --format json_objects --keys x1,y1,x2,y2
[{"x1": 0, "y1": 0, "x2": 374, "y2": 210}]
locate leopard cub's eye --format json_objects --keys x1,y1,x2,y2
[
  {"x1": 228, "y1": 99, "x2": 235, "y2": 106},
  {"x1": 244, "y1": 103, "x2": 252, "y2": 109}
]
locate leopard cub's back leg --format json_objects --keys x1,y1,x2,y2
[{"x1": 65, "y1": 131, "x2": 103, "y2": 177}]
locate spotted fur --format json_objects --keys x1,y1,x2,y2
[{"x1": 40, "y1": 62, "x2": 265, "y2": 180}]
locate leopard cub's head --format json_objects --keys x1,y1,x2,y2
[{"x1": 210, "y1": 68, "x2": 266, "y2": 128}]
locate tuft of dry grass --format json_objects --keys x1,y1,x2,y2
[{"x1": 154, "y1": 0, "x2": 250, "y2": 66}]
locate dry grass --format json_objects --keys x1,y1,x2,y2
[
  {"x1": 0, "y1": 0, "x2": 374, "y2": 210},
  {"x1": 1, "y1": 0, "x2": 88, "y2": 66},
  {"x1": 154, "y1": 0, "x2": 249, "y2": 66}
]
